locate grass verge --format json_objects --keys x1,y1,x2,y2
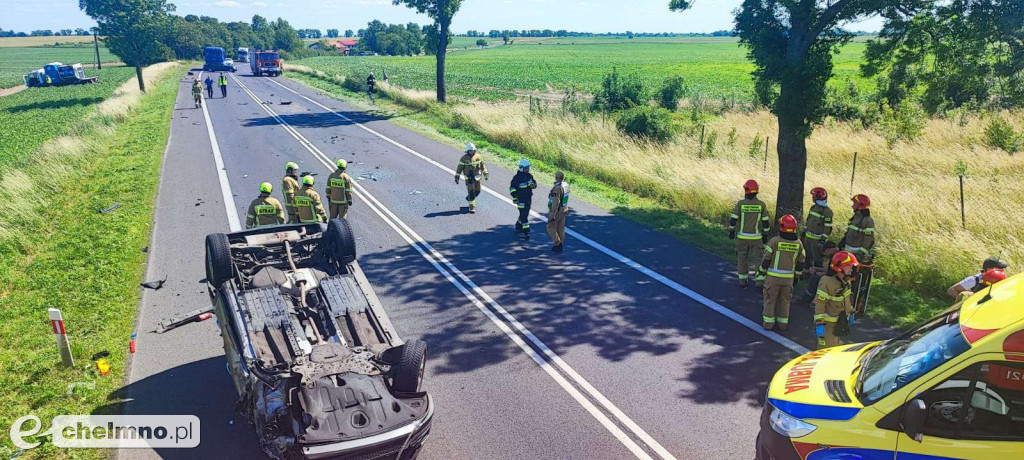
[
  {"x1": 0, "y1": 63, "x2": 181, "y2": 459},
  {"x1": 287, "y1": 67, "x2": 948, "y2": 331}
]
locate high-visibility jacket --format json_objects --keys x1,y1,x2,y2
[
  {"x1": 760, "y1": 235, "x2": 805, "y2": 280},
  {"x1": 327, "y1": 170, "x2": 354, "y2": 204},
  {"x1": 804, "y1": 204, "x2": 833, "y2": 241},
  {"x1": 730, "y1": 198, "x2": 770, "y2": 240},
  {"x1": 282, "y1": 174, "x2": 300, "y2": 213},
  {"x1": 456, "y1": 152, "x2": 487, "y2": 182},
  {"x1": 245, "y1": 193, "x2": 285, "y2": 228},
  {"x1": 813, "y1": 275, "x2": 853, "y2": 323},
  {"x1": 294, "y1": 185, "x2": 327, "y2": 223},
  {"x1": 548, "y1": 181, "x2": 569, "y2": 214},
  {"x1": 842, "y1": 211, "x2": 875, "y2": 260},
  {"x1": 509, "y1": 171, "x2": 537, "y2": 203},
  {"x1": 218, "y1": 75, "x2": 227, "y2": 86}
]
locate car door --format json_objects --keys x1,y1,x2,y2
[{"x1": 894, "y1": 353, "x2": 1024, "y2": 458}]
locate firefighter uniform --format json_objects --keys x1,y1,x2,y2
[
  {"x1": 455, "y1": 148, "x2": 488, "y2": 212},
  {"x1": 295, "y1": 183, "x2": 327, "y2": 223},
  {"x1": 730, "y1": 197, "x2": 771, "y2": 286},
  {"x1": 282, "y1": 172, "x2": 300, "y2": 223},
  {"x1": 813, "y1": 274, "x2": 853, "y2": 348},
  {"x1": 245, "y1": 193, "x2": 285, "y2": 229},
  {"x1": 547, "y1": 176, "x2": 569, "y2": 250},
  {"x1": 326, "y1": 169, "x2": 354, "y2": 219},
  {"x1": 802, "y1": 202, "x2": 833, "y2": 269},
  {"x1": 510, "y1": 167, "x2": 537, "y2": 234},
  {"x1": 758, "y1": 235, "x2": 805, "y2": 330},
  {"x1": 842, "y1": 211, "x2": 875, "y2": 263}
]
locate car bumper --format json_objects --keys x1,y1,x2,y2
[
  {"x1": 755, "y1": 402, "x2": 801, "y2": 460},
  {"x1": 301, "y1": 395, "x2": 434, "y2": 460}
]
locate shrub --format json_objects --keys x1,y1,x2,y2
[
  {"x1": 704, "y1": 129, "x2": 718, "y2": 157},
  {"x1": 616, "y1": 106, "x2": 675, "y2": 143},
  {"x1": 748, "y1": 134, "x2": 764, "y2": 158},
  {"x1": 476, "y1": 39, "x2": 487, "y2": 47},
  {"x1": 593, "y1": 67, "x2": 645, "y2": 112},
  {"x1": 658, "y1": 76, "x2": 686, "y2": 111},
  {"x1": 983, "y1": 116, "x2": 1022, "y2": 154},
  {"x1": 726, "y1": 127, "x2": 738, "y2": 148},
  {"x1": 878, "y1": 101, "x2": 925, "y2": 147}
]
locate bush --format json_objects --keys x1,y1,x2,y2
[
  {"x1": 658, "y1": 76, "x2": 686, "y2": 111},
  {"x1": 878, "y1": 101, "x2": 925, "y2": 147},
  {"x1": 748, "y1": 134, "x2": 764, "y2": 158},
  {"x1": 476, "y1": 39, "x2": 487, "y2": 47},
  {"x1": 593, "y1": 67, "x2": 645, "y2": 112},
  {"x1": 983, "y1": 116, "x2": 1022, "y2": 154},
  {"x1": 616, "y1": 106, "x2": 675, "y2": 143}
]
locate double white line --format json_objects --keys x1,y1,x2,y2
[{"x1": 226, "y1": 74, "x2": 676, "y2": 460}]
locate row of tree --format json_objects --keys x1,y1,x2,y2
[
  {"x1": 0, "y1": 28, "x2": 94, "y2": 37},
  {"x1": 325, "y1": 29, "x2": 356, "y2": 38},
  {"x1": 359, "y1": 21, "x2": 425, "y2": 56}
]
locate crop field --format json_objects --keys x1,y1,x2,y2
[
  {"x1": 0, "y1": 67, "x2": 135, "y2": 170},
  {"x1": 0, "y1": 36, "x2": 98, "y2": 47},
  {"x1": 296, "y1": 37, "x2": 869, "y2": 101},
  {"x1": 0, "y1": 45, "x2": 118, "y2": 89}
]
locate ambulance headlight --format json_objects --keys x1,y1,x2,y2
[{"x1": 769, "y1": 406, "x2": 816, "y2": 438}]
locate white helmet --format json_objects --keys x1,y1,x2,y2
[
  {"x1": 518, "y1": 158, "x2": 531, "y2": 170},
  {"x1": 465, "y1": 142, "x2": 476, "y2": 152}
]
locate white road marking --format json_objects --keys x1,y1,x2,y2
[
  {"x1": 265, "y1": 76, "x2": 811, "y2": 355},
  {"x1": 197, "y1": 71, "x2": 241, "y2": 231},
  {"x1": 231, "y1": 74, "x2": 673, "y2": 460}
]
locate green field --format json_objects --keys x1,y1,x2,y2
[
  {"x1": 0, "y1": 45, "x2": 118, "y2": 89},
  {"x1": 296, "y1": 37, "x2": 869, "y2": 101},
  {"x1": 0, "y1": 67, "x2": 135, "y2": 169}
]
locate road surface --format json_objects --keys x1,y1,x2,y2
[{"x1": 119, "y1": 67, "x2": 893, "y2": 459}]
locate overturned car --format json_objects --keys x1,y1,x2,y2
[{"x1": 205, "y1": 219, "x2": 432, "y2": 459}]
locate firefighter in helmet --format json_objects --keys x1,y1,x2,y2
[
  {"x1": 801, "y1": 187, "x2": 834, "y2": 300},
  {"x1": 245, "y1": 182, "x2": 285, "y2": 229},
  {"x1": 326, "y1": 159, "x2": 355, "y2": 219},
  {"x1": 455, "y1": 143, "x2": 488, "y2": 213},
  {"x1": 294, "y1": 175, "x2": 327, "y2": 223},
  {"x1": 510, "y1": 158, "x2": 537, "y2": 236},
  {"x1": 840, "y1": 194, "x2": 876, "y2": 313},
  {"x1": 729, "y1": 180, "x2": 771, "y2": 287},
  {"x1": 282, "y1": 162, "x2": 301, "y2": 223},
  {"x1": 757, "y1": 214, "x2": 805, "y2": 331},
  {"x1": 814, "y1": 251, "x2": 858, "y2": 349}
]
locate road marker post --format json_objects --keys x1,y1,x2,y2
[{"x1": 48, "y1": 308, "x2": 74, "y2": 367}]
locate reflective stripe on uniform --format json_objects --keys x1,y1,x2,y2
[
  {"x1": 816, "y1": 289, "x2": 850, "y2": 302},
  {"x1": 763, "y1": 316, "x2": 776, "y2": 323},
  {"x1": 805, "y1": 231, "x2": 827, "y2": 241},
  {"x1": 777, "y1": 317, "x2": 789, "y2": 324},
  {"x1": 848, "y1": 224, "x2": 875, "y2": 235}
]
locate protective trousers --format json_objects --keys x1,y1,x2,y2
[
  {"x1": 220, "y1": 84, "x2": 227, "y2": 97},
  {"x1": 516, "y1": 198, "x2": 532, "y2": 232},
  {"x1": 819, "y1": 322, "x2": 841, "y2": 348},
  {"x1": 802, "y1": 237, "x2": 824, "y2": 269},
  {"x1": 762, "y1": 277, "x2": 792, "y2": 329},
  {"x1": 547, "y1": 210, "x2": 566, "y2": 245},
  {"x1": 330, "y1": 203, "x2": 349, "y2": 219},
  {"x1": 465, "y1": 180, "x2": 481, "y2": 209},
  {"x1": 736, "y1": 239, "x2": 763, "y2": 283}
]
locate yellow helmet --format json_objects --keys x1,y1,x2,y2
[
  {"x1": 285, "y1": 162, "x2": 298, "y2": 172},
  {"x1": 259, "y1": 182, "x2": 273, "y2": 193},
  {"x1": 302, "y1": 175, "x2": 315, "y2": 186},
  {"x1": 336, "y1": 159, "x2": 347, "y2": 169}
]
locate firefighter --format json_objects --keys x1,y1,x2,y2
[
  {"x1": 947, "y1": 257, "x2": 1009, "y2": 301},
  {"x1": 245, "y1": 182, "x2": 285, "y2": 229},
  {"x1": 282, "y1": 162, "x2": 301, "y2": 223},
  {"x1": 218, "y1": 72, "x2": 228, "y2": 97},
  {"x1": 326, "y1": 159, "x2": 355, "y2": 219},
  {"x1": 509, "y1": 159, "x2": 538, "y2": 236},
  {"x1": 729, "y1": 179, "x2": 771, "y2": 287},
  {"x1": 294, "y1": 175, "x2": 327, "y2": 223},
  {"x1": 814, "y1": 251, "x2": 858, "y2": 349},
  {"x1": 366, "y1": 73, "x2": 376, "y2": 97},
  {"x1": 757, "y1": 215, "x2": 805, "y2": 331},
  {"x1": 801, "y1": 187, "x2": 834, "y2": 300},
  {"x1": 547, "y1": 171, "x2": 570, "y2": 253},
  {"x1": 191, "y1": 79, "x2": 203, "y2": 108},
  {"x1": 840, "y1": 194, "x2": 875, "y2": 313},
  {"x1": 454, "y1": 143, "x2": 488, "y2": 213}
]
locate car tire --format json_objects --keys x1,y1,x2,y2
[
  {"x1": 325, "y1": 218, "x2": 357, "y2": 265},
  {"x1": 390, "y1": 339, "x2": 426, "y2": 393},
  {"x1": 205, "y1": 233, "x2": 232, "y2": 286}
]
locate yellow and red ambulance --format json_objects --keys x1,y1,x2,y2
[{"x1": 756, "y1": 273, "x2": 1024, "y2": 459}]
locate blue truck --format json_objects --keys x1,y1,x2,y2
[
  {"x1": 203, "y1": 47, "x2": 237, "y2": 72},
  {"x1": 23, "y1": 62, "x2": 97, "y2": 87}
]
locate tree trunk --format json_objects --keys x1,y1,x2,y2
[
  {"x1": 135, "y1": 65, "x2": 146, "y2": 93},
  {"x1": 436, "y1": 22, "x2": 448, "y2": 103},
  {"x1": 775, "y1": 111, "x2": 807, "y2": 224}
]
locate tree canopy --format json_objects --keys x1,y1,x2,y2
[
  {"x1": 80, "y1": 0, "x2": 177, "y2": 91},
  {"x1": 393, "y1": 0, "x2": 465, "y2": 102}
]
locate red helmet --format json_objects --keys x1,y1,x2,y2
[
  {"x1": 744, "y1": 180, "x2": 759, "y2": 194},
  {"x1": 852, "y1": 194, "x2": 871, "y2": 210},
  {"x1": 830, "y1": 251, "x2": 859, "y2": 272},
  {"x1": 981, "y1": 268, "x2": 1007, "y2": 285},
  {"x1": 810, "y1": 187, "x2": 828, "y2": 201},
  {"x1": 778, "y1": 214, "x2": 798, "y2": 233}
]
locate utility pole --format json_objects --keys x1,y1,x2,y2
[{"x1": 93, "y1": 30, "x2": 101, "y2": 70}]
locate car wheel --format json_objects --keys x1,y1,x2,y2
[
  {"x1": 325, "y1": 218, "x2": 357, "y2": 265},
  {"x1": 205, "y1": 233, "x2": 232, "y2": 286},
  {"x1": 390, "y1": 339, "x2": 426, "y2": 393}
]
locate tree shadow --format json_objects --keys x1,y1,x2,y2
[
  {"x1": 241, "y1": 110, "x2": 403, "y2": 130},
  {"x1": 424, "y1": 210, "x2": 466, "y2": 218},
  {"x1": 6, "y1": 97, "x2": 104, "y2": 113}
]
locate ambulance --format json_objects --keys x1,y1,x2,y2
[{"x1": 757, "y1": 273, "x2": 1024, "y2": 459}]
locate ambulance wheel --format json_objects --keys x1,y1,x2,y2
[
  {"x1": 325, "y1": 218, "x2": 357, "y2": 265},
  {"x1": 205, "y1": 233, "x2": 232, "y2": 286}
]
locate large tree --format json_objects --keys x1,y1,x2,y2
[
  {"x1": 393, "y1": 0, "x2": 464, "y2": 102},
  {"x1": 80, "y1": 0, "x2": 175, "y2": 92},
  {"x1": 670, "y1": 0, "x2": 928, "y2": 221}
]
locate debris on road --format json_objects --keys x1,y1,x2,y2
[
  {"x1": 280, "y1": 100, "x2": 292, "y2": 105},
  {"x1": 154, "y1": 306, "x2": 215, "y2": 333},
  {"x1": 140, "y1": 277, "x2": 167, "y2": 290},
  {"x1": 141, "y1": 246, "x2": 149, "y2": 253},
  {"x1": 410, "y1": 190, "x2": 422, "y2": 195},
  {"x1": 98, "y1": 203, "x2": 121, "y2": 214}
]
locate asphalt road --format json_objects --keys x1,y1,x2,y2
[{"x1": 118, "y1": 68, "x2": 893, "y2": 460}]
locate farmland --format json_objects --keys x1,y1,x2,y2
[
  {"x1": 295, "y1": 37, "x2": 870, "y2": 101},
  {"x1": 0, "y1": 44, "x2": 118, "y2": 89}
]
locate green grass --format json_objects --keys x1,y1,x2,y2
[
  {"x1": 0, "y1": 67, "x2": 135, "y2": 170},
  {"x1": 296, "y1": 36, "x2": 869, "y2": 102},
  {"x1": 0, "y1": 66, "x2": 179, "y2": 459},
  {"x1": 0, "y1": 45, "x2": 118, "y2": 89}
]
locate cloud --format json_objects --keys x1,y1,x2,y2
[
  {"x1": 253, "y1": 1, "x2": 267, "y2": 6},
  {"x1": 213, "y1": 0, "x2": 242, "y2": 7}
]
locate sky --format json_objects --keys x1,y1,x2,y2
[{"x1": 0, "y1": 0, "x2": 884, "y2": 34}]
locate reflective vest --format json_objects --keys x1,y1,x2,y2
[
  {"x1": 327, "y1": 171, "x2": 352, "y2": 204},
  {"x1": 804, "y1": 204, "x2": 833, "y2": 241},
  {"x1": 763, "y1": 236, "x2": 805, "y2": 279},
  {"x1": 218, "y1": 75, "x2": 227, "y2": 86},
  {"x1": 730, "y1": 198, "x2": 770, "y2": 240},
  {"x1": 294, "y1": 187, "x2": 324, "y2": 223},
  {"x1": 813, "y1": 275, "x2": 852, "y2": 322},
  {"x1": 246, "y1": 194, "x2": 284, "y2": 228}
]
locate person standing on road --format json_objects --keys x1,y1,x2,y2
[
  {"x1": 509, "y1": 159, "x2": 538, "y2": 237},
  {"x1": 455, "y1": 143, "x2": 488, "y2": 213},
  {"x1": 729, "y1": 180, "x2": 771, "y2": 287},
  {"x1": 547, "y1": 171, "x2": 570, "y2": 253},
  {"x1": 326, "y1": 159, "x2": 355, "y2": 219},
  {"x1": 218, "y1": 72, "x2": 228, "y2": 97},
  {"x1": 191, "y1": 79, "x2": 203, "y2": 108},
  {"x1": 840, "y1": 194, "x2": 875, "y2": 312},
  {"x1": 814, "y1": 251, "x2": 858, "y2": 349},
  {"x1": 282, "y1": 162, "x2": 301, "y2": 223},
  {"x1": 801, "y1": 187, "x2": 834, "y2": 300},
  {"x1": 295, "y1": 175, "x2": 327, "y2": 223},
  {"x1": 757, "y1": 215, "x2": 805, "y2": 331},
  {"x1": 204, "y1": 75, "x2": 214, "y2": 98},
  {"x1": 245, "y1": 182, "x2": 286, "y2": 229}
]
